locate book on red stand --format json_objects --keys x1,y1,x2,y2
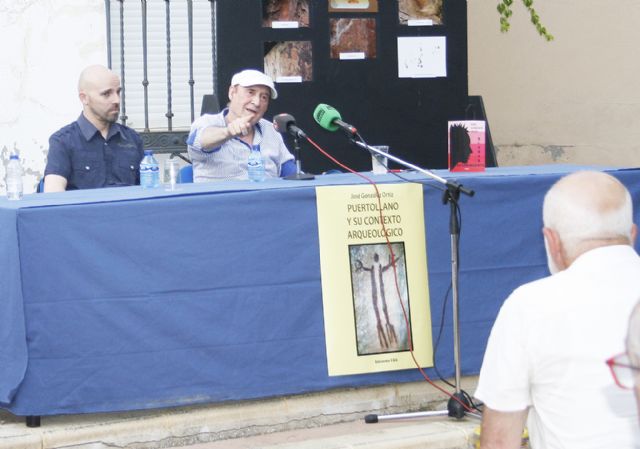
[{"x1": 448, "y1": 120, "x2": 486, "y2": 172}]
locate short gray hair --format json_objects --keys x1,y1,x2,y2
[{"x1": 542, "y1": 171, "x2": 633, "y2": 259}]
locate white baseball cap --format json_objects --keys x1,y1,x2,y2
[{"x1": 231, "y1": 69, "x2": 278, "y2": 100}]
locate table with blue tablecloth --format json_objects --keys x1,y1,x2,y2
[{"x1": 1, "y1": 165, "x2": 639, "y2": 417}]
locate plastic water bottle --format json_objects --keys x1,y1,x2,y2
[
  {"x1": 140, "y1": 149, "x2": 160, "y2": 189},
  {"x1": 247, "y1": 147, "x2": 265, "y2": 182},
  {"x1": 6, "y1": 151, "x2": 23, "y2": 200}
]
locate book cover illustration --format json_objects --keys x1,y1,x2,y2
[
  {"x1": 448, "y1": 120, "x2": 486, "y2": 172},
  {"x1": 350, "y1": 242, "x2": 411, "y2": 355},
  {"x1": 316, "y1": 183, "x2": 433, "y2": 376}
]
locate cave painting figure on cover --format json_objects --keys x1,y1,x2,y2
[{"x1": 350, "y1": 243, "x2": 410, "y2": 355}]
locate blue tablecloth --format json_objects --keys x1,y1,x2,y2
[{"x1": 1, "y1": 165, "x2": 639, "y2": 416}]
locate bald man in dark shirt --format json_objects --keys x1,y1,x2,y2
[{"x1": 44, "y1": 65, "x2": 143, "y2": 192}]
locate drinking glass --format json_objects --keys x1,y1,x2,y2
[
  {"x1": 163, "y1": 157, "x2": 181, "y2": 191},
  {"x1": 371, "y1": 145, "x2": 389, "y2": 174}
]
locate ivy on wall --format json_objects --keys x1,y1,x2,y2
[{"x1": 497, "y1": 0, "x2": 554, "y2": 41}]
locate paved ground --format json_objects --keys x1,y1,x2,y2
[
  {"x1": 0, "y1": 377, "x2": 481, "y2": 449},
  {"x1": 171, "y1": 419, "x2": 480, "y2": 449}
]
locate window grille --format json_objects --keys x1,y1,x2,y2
[{"x1": 105, "y1": 0, "x2": 217, "y2": 153}]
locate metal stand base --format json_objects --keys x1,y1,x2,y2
[{"x1": 365, "y1": 393, "x2": 480, "y2": 423}]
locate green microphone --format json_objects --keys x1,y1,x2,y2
[{"x1": 313, "y1": 104, "x2": 358, "y2": 135}]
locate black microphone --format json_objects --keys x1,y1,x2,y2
[
  {"x1": 312, "y1": 104, "x2": 357, "y2": 135},
  {"x1": 273, "y1": 113, "x2": 307, "y2": 139}
]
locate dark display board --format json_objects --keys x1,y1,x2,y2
[{"x1": 216, "y1": 0, "x2": 468, "y2": 173}]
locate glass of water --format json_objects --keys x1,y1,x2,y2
[
  {"x1": 371, "y1": 145, "x2": 389, "y2": 174},
  {"x1": 163, "y1": 157, "x2": 181, "y2": 191}
]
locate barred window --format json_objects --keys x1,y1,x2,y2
[{"x1": 106, "y1": 0, "x2": 217, "y2": 134}]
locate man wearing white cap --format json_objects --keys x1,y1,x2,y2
[{"x1": 187, "y1": 69, "x2": 296, "y2": 182}]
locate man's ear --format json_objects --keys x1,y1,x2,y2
[
  {"x1": 631, "y1": 223, "x2": 638, "y2": 245},
  {"x1": 228, "y1": 85, "x2": 236, "y2": 102},
  {"x1": 79, "y1": 91, "x2": 88, "y2": 105},
  {"x1": 543, "y1": 227, "x2": 568, "y2": 272}
]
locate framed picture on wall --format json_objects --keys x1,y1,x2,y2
[
  {"x1": 329, "y1": 0, "x2": 379, "y2": 13},
  {"x1": 330, "y1": 18, "x2": 377, "y2": 59},
  {"x1": 398, "y1": 0, "x2": 443, "y2": 26},
  {"x1": 397, "y1": 36, "x2": 446, "y2": 77},
  {"x1": 262, "y1": 0, "x2": 310, "y2": 28},
  {"x1": 264, "y1": 41, "x2": 313, "y2": 82}
]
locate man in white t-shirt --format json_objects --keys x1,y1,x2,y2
[{"x1": 475, "y1": 171, "x2": 640, "y2": 449}]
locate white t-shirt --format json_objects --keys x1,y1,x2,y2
[{"x1": 475, "y1": 245, "x2": 640, "y2": 449}]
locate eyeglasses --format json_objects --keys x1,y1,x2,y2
[{"x1": 606, "y1": 353, "x2": 640, "y2": 389}]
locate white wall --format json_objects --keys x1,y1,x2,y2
[
  {"x1": 468, "y1": 0, "x2": 640, "y2": 167},
  {"x1": 0, "y1": 0, "x2": 105, "y2": 193}
]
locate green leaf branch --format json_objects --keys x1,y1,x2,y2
[{"x1": 497, "y1": 0, "x2": 554, "y2": 41}]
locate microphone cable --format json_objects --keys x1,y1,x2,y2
[
  {"x1": 349, "y1": 134, "x2": 478, "y2": 412},
  {"x1": 304, "y1": 135, "x2": 476, "y2": 415},
  {"x1": 360, "y1": 144, "x2": 473, "y2": 405}
]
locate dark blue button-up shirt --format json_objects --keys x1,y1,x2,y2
[{"x1": 45, "y1": 114, "x2": 144, "y2": 190}]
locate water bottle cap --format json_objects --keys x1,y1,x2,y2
[
  {"x1": 144, "y1": 150, "x2": 153, "y2": 155},
  {"x1": 9, "y1": 154, "x2": 19, "y2": 160}
]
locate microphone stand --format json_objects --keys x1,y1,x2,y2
[
  {"x1": 351, "y1": 140, "x2": 478, "y2": 423},
  {"x1": 285, "y1": 136, "x2": 315, "y2": 181}
]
